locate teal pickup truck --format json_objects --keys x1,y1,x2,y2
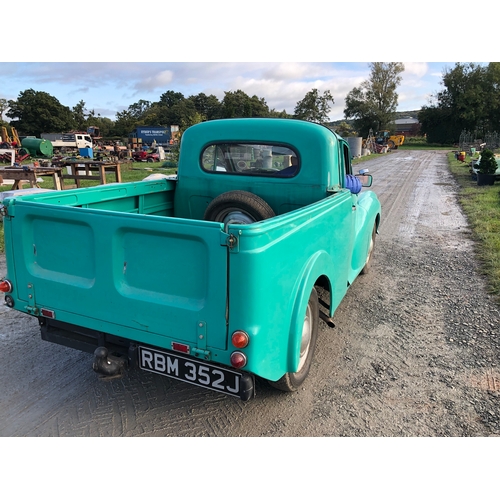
[{"x1": 0, "y1": 118, "x2": 381, "y2": 401}]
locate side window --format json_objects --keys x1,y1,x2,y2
[{"x1": 201, "y1": 143, "x2": 299, "y2": 177}]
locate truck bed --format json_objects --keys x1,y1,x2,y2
[{"x1": 3, "y1": 179, "x2": 230, "y2": 353}]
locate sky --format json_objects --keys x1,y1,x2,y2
[
  {"x1": 0, "y1": 61, "x2": 455, "y2": 123},
  {"x1": 2, "y1": 4, "x2": 497, "y2": 484},
  {"x1": 2, "y1": 1, "x2": 491, "y2": 127}
]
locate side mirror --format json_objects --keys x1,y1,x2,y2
[
  {"x1": 356, "y1": 169, "x2": 373, "y2": 187},
  {"x1": 356, "y1": 174, "x2": 373, "y2": 187}
]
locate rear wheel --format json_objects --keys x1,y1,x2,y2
[{"x1": 269, "y1": 287, "x2": 319, "y2": 392}]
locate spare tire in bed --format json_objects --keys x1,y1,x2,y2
[{"x1": 204, "y1": 190, "x2": 275, "y2": 228}]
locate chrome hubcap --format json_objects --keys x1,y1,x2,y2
[{"x1": 297, "y1": 303, "x2": 312, "y2": 372}]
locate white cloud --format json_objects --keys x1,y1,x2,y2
[
  {"x1": 403, "y1": 62, "x2": 428, "y2": 78},
  {"x1": 134, "y1": 70, "x2": 174, "y2": 91}
]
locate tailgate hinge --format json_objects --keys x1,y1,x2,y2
[
  {"x1": 193, "y1": 320, "x2": 211, "y2": 360},
  {"x1": 25, "y1": 282, "x2": 39, "y2": 315}
]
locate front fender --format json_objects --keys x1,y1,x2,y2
[{"x1": 350, "y1": 190, "x2": 381, "y2": 280}]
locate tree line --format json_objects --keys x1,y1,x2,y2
[
  {"x1": 5, "y1": 62, "x2": 451, "y2": 142},
  {"x1": 419, "y1": 62, "x2": 500, "y2": 144},
  {"x1": 0, "y1": 88, "x2": 336, "y2": 140}
]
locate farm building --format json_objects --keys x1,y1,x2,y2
[{"x1": 393, "y1": 118, "x2": 420, "y2": 136}]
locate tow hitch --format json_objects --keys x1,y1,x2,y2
[{"x1": 92, "y1": 347, "x2": 127, "y2": 380}]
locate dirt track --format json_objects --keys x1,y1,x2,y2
[{"x1": 1, "y1": 150, "x2": 499, "y2": 436}]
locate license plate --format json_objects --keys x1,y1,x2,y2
[{"x1": 138, "y1": 345, "x2": 245, "y2": 398}]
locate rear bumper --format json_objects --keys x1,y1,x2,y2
[{"x1": 39, "y1": 318, "x2": 255, "y2": 401}]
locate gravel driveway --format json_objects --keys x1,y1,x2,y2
[{"x1": 0, "y1": 150, "x2": 499, "y2": 436}]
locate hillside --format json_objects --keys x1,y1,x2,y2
[{"x1": 330, "y1": 110, "x2": 420, "y2": 127}]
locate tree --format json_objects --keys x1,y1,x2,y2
[
  {"x1": 0, "y1": 98, "x2": 8, "y2": 121},
  {"x1": 480, "y1": 62, "x2": 500, "y2": 133},
  {"x1": 418, "y1": 63, "x2": 499, "y2": 144},
  {"x1": 418, "y1": 105, "x2": 458, "y2": 144},
  {"x1": 344, "y1": 62, "x2": 405, "y2": 137},
  {"x1": 220, "y1": 90, "x2": 271, "y2": 118},
  {"x1": 439, "y1": 63, "x2": 488, "y2": 132},
  {"x1": 188, "y1": 93, "x2": 221, "y2": 121},
  {"x1": 269, "y1": 108, "x2": 292, "y2": 119},
  {"x1": 294, "y1": 88, "x2": 334, "y2": 124},
  {"x1": 72, "y1": 100, "x2": 89, "y2": 130},
  {"x1": 113, "y1": 109, "x2": 138, "y2": 137},
  {"x1": 128, "y1": 99, "x2": 152, "y2": 119},
  {"x1": 6, "y1": 89, "x2": 75, "y2": 136},
  {"x1": 335, "y1": 121, "x2": 357, "y2": 137},
  {"x1": 159, "y1": 91, "x2": 185, "y2": 108}
]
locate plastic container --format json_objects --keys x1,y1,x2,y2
[{"x1": 79, "y1": 147, "x2": 93, "y2": 158}]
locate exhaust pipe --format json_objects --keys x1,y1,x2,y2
[{"x1": 319, "y1": 310, "x2": 335, "y2": 328}]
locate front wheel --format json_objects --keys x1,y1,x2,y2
[
  {"x1": 269, "y1": 287, "x2": 319, "y2": 392},
  {"x1": 360, "y1": 224, "x2": 376, "y2": 275}
]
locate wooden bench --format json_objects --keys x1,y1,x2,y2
[
  {"x1": 51, "y1": 161, "x2": 122, "y2": 189},
  {"x1": 0, "y1": 167, "x2": 63, "y2": 190}
]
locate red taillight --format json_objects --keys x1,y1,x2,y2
[
  {"x1": 231, "y1": 330, "x2": 249, "y2": 348},
  {"x1": 0, "y1": 280, "x2": 12, "y2": 293},
  {"x1": 230, "y1": 351, "x2": 247, "y2": 369}
]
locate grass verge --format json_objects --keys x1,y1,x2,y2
[{"x1": 447, "y1": 153, "x2": 500, "y2": 299}]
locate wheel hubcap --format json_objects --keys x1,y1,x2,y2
[{"x1": 297, "y1": 303, "x2": 312, "y2": 372}]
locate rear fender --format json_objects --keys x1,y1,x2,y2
[{"x1": 287, "y1": 251, "x2": 329, "y2": 373}]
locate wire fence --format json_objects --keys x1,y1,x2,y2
[{"x1": 459, "y1": 130, "x2": 500, "y2": 152}]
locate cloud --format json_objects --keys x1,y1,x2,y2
[
  {"x1": 403, "y1": 62, "x2": 428, "y2": 78},
  {"x1": 134, "y1": 70, "x2": 174, "y2": 91}
]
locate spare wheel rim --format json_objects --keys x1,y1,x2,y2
[{"x1": 220, "y1": 210, "x2": 256, "y2": 226}]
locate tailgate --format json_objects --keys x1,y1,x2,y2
[{"x1": 7, "y1": 202, "x2": 229, "y2": 350}]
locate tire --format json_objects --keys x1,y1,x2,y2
[
  {"x1": 204, "y1": 190, "x2": 275, "y2": 228},
  {"x1": 360, "y1": 224, "x2": 376, "y2": 275},
  {"x1": 269, "y1": 287, "x2": 319, "y2": 392},
  {"x1": 388, "y1": 140, "x2": 396, "y2": 150}
]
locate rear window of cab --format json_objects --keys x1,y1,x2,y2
[{"x1": 201, "y1": 143, "x2": 300, "y2": 177}]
